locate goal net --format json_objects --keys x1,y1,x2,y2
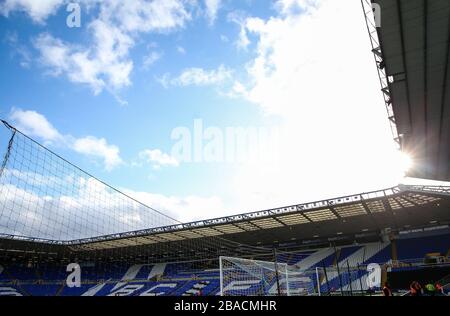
[
  {"x1": 219, "y1": 256, "x2": 316, "y2": 296},
  {"x1": 314, "y1": 264, "x2": 374, "y2": 296}
]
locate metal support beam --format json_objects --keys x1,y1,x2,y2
[{"x1": 361, "y1": 0, "x2": 401, "y2": 149}]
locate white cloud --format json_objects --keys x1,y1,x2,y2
[
  {"x1": 4, "y1": 31, "x2": 32, "y2": 68},
  {"x1": 0, "y1": 0, "x2": 65, "y2": 23},
  {"x1": 34, "y1": 28, "x2": 133, "y2": 94},
  {"x1": 275, "y1": 0, "x2": 320, "y2": 16},
  {"x1": 9, "y1": 108, "x2": 63, "y2": 143},
  {"x1": 7, "y1": 108, "x2": 184, "y2": 173},
  {"x1": 143, "y1": 51, "x2": 163, "y2": 69},
  {"x1": 139, "y1": 149, "x2": 179, "y2": 169},
  {"x1": 204, "y1": 0, "x2": 221, "y2": 24},
  {"x1": 73, "y1": 136, "x2": 123, "y2": 171},
  {"x1": 26, "y1": 0, "x2": 193, "y2": 95},
  {"x1": 160, "y1": 65, "x2": 233, "y2": 88},
  {"x1": 124, "y1": 190, "x2": 231, "y2": 223},
  {"x1": 227, "y1": 0, "x2": 405, "y2": 210},
  {"x1": 228, "y1": 11, "x2": 250, "y2": 50},
  {"x1": 9, "y1": 108, "x2": 122, "y2": 171},
  {"x1": 99, "y1": 0, "x2": 191, "y2": 33},
  {"x1": 236, "y1": 26, "x2": 250, "y2": 50}
]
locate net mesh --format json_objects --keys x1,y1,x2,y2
[
  {"x1": 315, "y1": 265, "x2": 373, "y2": 295},
  {"x1": 0, "y1": 119, "x2": 275, "y2": 291},
  {"x1": 0, "y1": 120, "x2": 178, "y2": 241}
]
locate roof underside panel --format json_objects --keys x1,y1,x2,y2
[
  {"x1": 66, "y1": 189, "x2": 450, "y2": 251},
  {"x1": 376, "y1": 0, "x2": 450, "y2": 181}
]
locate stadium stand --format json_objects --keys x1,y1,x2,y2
[
  {"x1": 294, "y1": 248, "x2": 336, "y2": 271},
  {"x1": 0, "y1": 228, "x2": 448, "y2": 296}
]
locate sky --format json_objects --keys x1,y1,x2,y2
[{"x1": 0, "y1": 0, "x2": 421, "y2": 225}]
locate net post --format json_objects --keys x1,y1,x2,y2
[
  {"x1": 322, "y1": 262, "x2": 330, "y2": 296},
  {"x1": 219, "y1": 256, "x2": 224, "y2": 296},
  {"x1": 316, "y1": 267, "x2": 321, "y2": 296},
  {"x1": 273, "y1": 248, "x2": 281, "y2": 296},
  {"x1": 358, "y1": 264, "x2": 364, "y2": 295},
  {"x1": 285, "y1": 265, "x2": 290, "y2": 297},
  {"x1": 346, "y1": 260, "x2": 353, "y2": 296},
  {"x1": 0, "y1": 128, "x2": 16, "y2": 180},
  {"x1": 334, "y1": 246, "x2": 344, "y2": 296}
]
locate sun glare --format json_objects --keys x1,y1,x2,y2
[{"x1": 398, "y1": 151, "x2": 413, "y2": 174}]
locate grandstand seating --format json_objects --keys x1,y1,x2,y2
[
  {"x1": 0, "y1": 231, "x2": 448, "y2": 296},
  {"x1": 293, "y1": 248, "x2": 335, "y2": 271}
]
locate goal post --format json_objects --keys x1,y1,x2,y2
[{"x1": 219, "y1": 256, "x2": 316, "y2": 296}]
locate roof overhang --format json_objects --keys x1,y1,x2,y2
[{"x1": 365, "y1": 0, "x2": 450, "y2": 181}]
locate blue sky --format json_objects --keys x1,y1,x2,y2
[{"x1": 0, "y1": 0, "x2": 417, "y2": 223}]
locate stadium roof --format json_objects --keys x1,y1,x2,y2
[
  {"x1": 68, "y1": 184, "x2": 450, "y2": 250},
  {"x1": 365, "y1": 0, "x2": 450, "y2": 181},
  {"x1": 1, "y1": 184, "x2": 449, "y2": 261}
]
